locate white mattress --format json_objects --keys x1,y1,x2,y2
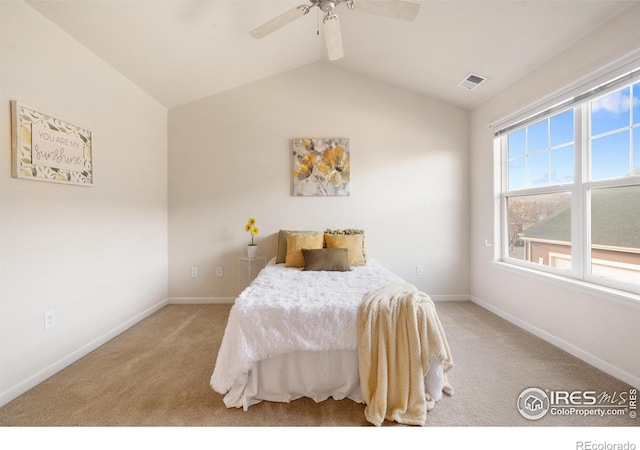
[{"x1": 210, "y1": 258, "x2": 445, "y2": 410}]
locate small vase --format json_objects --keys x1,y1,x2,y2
[{"x1": 247, "y1": 245, "x2": 258, "y2": 258}]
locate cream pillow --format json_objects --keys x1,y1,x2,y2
[
  {"x1": 324, "y1": 233, "x2": 365, "y2": 266},
  {"x1": 285, "y1": 232, "x2": 324, "y2": 268}
]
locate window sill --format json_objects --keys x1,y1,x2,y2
[{"x1": 490, "y1": 260, "x2": 640, "y2": 309}]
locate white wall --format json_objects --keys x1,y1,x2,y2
[
  {"x1": 470, "y1": 4, "x2": 640, "y2": 388},
  {"x1": 0, "y1": 2, "x2": 168, "y2": 405},
  {"x1": 168, "y1": 62, "x2": 469, "y2": 300}
]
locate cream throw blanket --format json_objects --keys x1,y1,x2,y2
[{"x1": 357, "y1": 282, "x2": 454, "y2": 426}]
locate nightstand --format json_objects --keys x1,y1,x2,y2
[{"x1": 238, "y1": 256, "x2": 266, "y2": 292}]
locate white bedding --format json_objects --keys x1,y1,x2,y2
[
  {"x1": 210, "y1": 258, "x2": 447, "y2": 411},
  {"x1": 231, "y1": 350, "x2": 364, "y2": 410}
]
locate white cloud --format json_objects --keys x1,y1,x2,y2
[{"x1": 591, "y1": 88, "x2": 639, "y2": 115}]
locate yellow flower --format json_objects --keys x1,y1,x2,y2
[
  {"x1": 245, "y1": 218, "x2": 259, "y2": 245},
  {"x1": 318, "y1": 145, "x2": 350, "y2": 187},
  {"x1": 294, "y1": 152, "x2": 316, "y2": 181}
]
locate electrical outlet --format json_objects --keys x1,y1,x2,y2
[
  {"x1": 416, "y1": 265, "x2": 424, "y2": 275},
  {"x1": 191, "y1": 267, "x2": 198, "y2": 278},
  {"x1": 216, "y1": 266, "x2": 223, "y2": 277},
  {"x1": 44, "y1": 310, "x2": 56, "y2": 330}
]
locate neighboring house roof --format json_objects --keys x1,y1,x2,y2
[{"x1": 521, "y1": 187, "x2": 640, "y2": 250}]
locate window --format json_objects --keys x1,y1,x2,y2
[
  {"x1": 507, "y1": 109, "x2": 575, "y2": 190},
  {"x1": 499, "y1": 75, "x2": 640, "y2": 294}
]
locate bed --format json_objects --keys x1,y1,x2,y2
[{"x1": 210, "y1": 229, "x2": 453, "y2": 425}]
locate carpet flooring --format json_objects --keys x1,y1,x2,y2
[{"x1": 0, "y1": 302, "x2": 636, "y2": 430}]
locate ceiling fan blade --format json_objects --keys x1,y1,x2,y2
[
  {"x1": 250, "y1": 5, "x2": 309, "y2": 39},
  {"x1": 350, "y1": 1, "x2": 420, "y2": 21},
  {"x1": 323, "y1": 15, "x2": 344, "y2": 61}
]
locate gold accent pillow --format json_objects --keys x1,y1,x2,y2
[
  {"x1": 285, "y1": 232, "x2": 324, "y2": 268},
  {"x1": 324, "y1": 233, "x2": 365, "y2": 266},
  {"x1": 324, "y1": 228, "x2": 368, "y2": 262},
  {"x1": 276, "y1": 230, "x2": 317, "y2": 264}
]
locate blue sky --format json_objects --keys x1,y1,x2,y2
[{"x1": 508, "y1": 82, "x2": 640, "y2": 189}]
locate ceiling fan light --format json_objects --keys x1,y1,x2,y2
[{"x1": 319, "y1": 1, "x2": 336, "y2": 13}]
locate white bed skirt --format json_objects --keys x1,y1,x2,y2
[{"x1": 223, "y1": 350, "x2": 445, "y2": 411}]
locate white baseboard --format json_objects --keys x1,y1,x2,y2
[
  {"x1": 168, "y1": 297, "x2": 235, "y2": 304},
  {"x1": 470, "y1": 295, "x2": 640, "y2": 390},
  {"x1": 170, "y1": 296, "x2": 467, "y2": 304},
  {"x1": 0, "y1": 298, "x2": 168, "y2": 408}
]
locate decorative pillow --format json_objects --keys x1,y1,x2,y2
[
  {"x1": 276, "y1": 230, "x2": 317, "y2": 264},
  {"x1": 324, "y1": 233, "x2": 365, "y2": 266},
  {"x1": 285, "y1": 232, "x2": 324, "y2": 268},
  {"x1": 324, "y1": 228, "x2": 368, "y2": 262},
  {"x1": 302, "y1": 248, "x2": 351, "y2": 272}
]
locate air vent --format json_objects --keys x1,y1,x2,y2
[{"x1": 458, "y1": 73, "x2": 487, "y2": 90}]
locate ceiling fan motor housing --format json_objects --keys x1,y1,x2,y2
[{"x1": 319, "y1": 1, "x2": 337, "y2": 13}]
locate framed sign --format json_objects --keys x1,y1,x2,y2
[{"x1": 11, "y1": 101, "x2": 93, "y2": 186}]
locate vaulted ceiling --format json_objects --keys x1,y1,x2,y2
[{"x1": 27, "y1": 1, "x2": 635, "y2": 110}]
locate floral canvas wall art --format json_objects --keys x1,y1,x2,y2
[{"x1": 292, "y1": 138, "x2": 350, "y2": 196}]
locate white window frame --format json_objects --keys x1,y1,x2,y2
[{"x1": 496, "y1": 65, "x2": 640, "y2": 297}]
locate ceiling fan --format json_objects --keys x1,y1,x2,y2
[{"x1": 250, "y1": 0, "x2": 421, "y2": 61}]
